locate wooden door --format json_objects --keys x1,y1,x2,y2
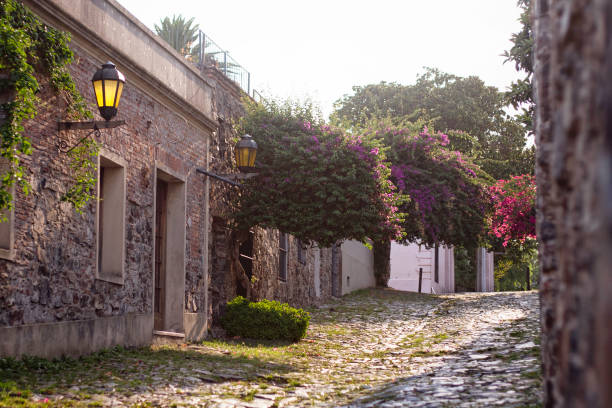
[{"x1": 154, "y1": 179, "x2": 168, "y2": 330}]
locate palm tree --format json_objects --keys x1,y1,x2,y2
[{"x1": 154, "y1": 15, "x2": 199, "y2": 60}]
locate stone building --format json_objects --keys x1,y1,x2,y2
[
  {"x1": 0, "y1": 0, "x2": 339, "y2": 358},
  {"x1": 533, "y1": 0, "x2": 612, "y2": 406}
]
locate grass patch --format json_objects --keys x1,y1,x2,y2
[
  {"x1": 410, "y1": 350, "x2": 452, "y2": 358},
  {"x1": 509, "y1": 330, "x2": 527, "y2": 338},
  {"x1": 240, "y1": 389, "x2": 257, "y2": 402},
  {"x1": 522, "y1": 370, "x2": 541, "y2": 380}
]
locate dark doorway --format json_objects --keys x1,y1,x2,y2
[
  {"x1": 239, "y1": 231, "x2": 254, "y2": 281},
  {"x1": 434, "y1": 245, "x2": 439, "y2": 283}
]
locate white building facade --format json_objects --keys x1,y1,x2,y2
[{"x1": 389, "y1": 242, "x2": 455, "y2": 294}]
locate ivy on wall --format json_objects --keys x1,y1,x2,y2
[{"x1": 0, "y1": 0, "x2": 97, "y2": 212}]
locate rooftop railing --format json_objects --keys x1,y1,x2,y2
[{"x1": 191, "y1": 30, "x2": 256, "y2": 98}]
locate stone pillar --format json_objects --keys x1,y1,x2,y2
[{"x1": 534, "y1": 0, "x2": 612, "y2": 406}]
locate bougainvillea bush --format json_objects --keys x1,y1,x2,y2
[
  {"x1": 363, "y1": 120, "x2": 492, "y2": 248},
  {"x1": 234, "y1": 99, "x2": 402, "y2": 247},
  {"x1": 488, "y1": 174, "x2": 536, "y2": 246}
]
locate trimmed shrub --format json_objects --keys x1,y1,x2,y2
[{"x1": 220, "y1": 297, "x2": 310, "y2": 342}]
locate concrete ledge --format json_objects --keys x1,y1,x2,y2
[
  {"x1": 184, "y1": 312, "x2": 207, "y2": 342},
  {"x1": 153, "y1": 330, "x2": 185, "y2": 338},
  {"x1": 0, "y1": 313, "x2": 153, "y2": 359},
  {"x1": 152, "y1": 331, "x2": 185, "y2": 346}
]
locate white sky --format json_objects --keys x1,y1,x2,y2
[{"x1": 117, "y1": 0, "x2": 523, "y2": 119}]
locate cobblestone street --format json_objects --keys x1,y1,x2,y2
[{"x1": 0, "y1": 289, "x2": 541, "y2": 407}]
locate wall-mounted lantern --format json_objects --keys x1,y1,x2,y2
[
  {"x1": 57, "y1": 61, "x2": 127, "y2": 152},
  {"x1": 235, "y1": 134, "x2": 257, "y2": 173},
  {"x1": 197, "y1": 134, "x2": 258, "y2": 187},
  {"x1": 92, "y1": 62, "x2": 125, "y2": 121}
]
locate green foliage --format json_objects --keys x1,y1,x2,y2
[
  {"x1": 234, "y1": 98, "x2": 401, "y2": 247},
  {"x1": 332, "y1": 68, "x2": 503, "y2": 141},
  {"x1": 495, "y1": 240, "x2": 538, "y2": 291},
  {"x1": 221, "y1": 296, "x2": 310, "y2": 342},
  {"x1": 61, "y1": 137, "x2": 99, "y2": 212},
  {"x1": 332, "y1": 68, "x2": 534, "y2": 179},
  {"x1": 154, "y1": 14, "x2": 199, "y2": 60},
  {"x1": 503, "y1": 0, "x2": 534, "y2": 133},
  {"x1": 0, "y1": 0, "x2": 94, "y2": 212},
  {"x1": 454, "y1": 245, "x2": 476, "y2": 292}
]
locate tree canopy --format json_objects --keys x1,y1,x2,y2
[
  {"x1": 331, "y1": 68, "x2": 534, "y2": 180},
  {"x1": 503, "y1": 0, "x2": 534, "y2": 134},
  {"x1": 364, "y1": 120, "x2": 492, "y2": 248},
  {"x1": 233, "y1": 99, "x2": 401, "y2": 248},
  {"x1": 232, "y1": 98, "x2": 494, "y2": 251}
]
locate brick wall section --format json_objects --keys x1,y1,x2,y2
[
  {"x1": 534, "y1": 0, "x2": 612, "y2": 406},
  {"x1": 0, "y1": 43, "x2": 210, "y2": 326}
]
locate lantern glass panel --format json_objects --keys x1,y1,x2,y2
[
  {"x1": 248, "y1": 148, "x2": 256, "y2": 167},
  {"x1": 103, "y1": 80, "x2": 119, "y2": 107},
  {"x1": 93, "y1": 80, "x2": 104, "y2": 107},
  {"x1": 114, "y1": 82, "x2": 124, "y2": 108},
  {"x1": 236, "y1": 148, "x2": 246, "y2": 168}
]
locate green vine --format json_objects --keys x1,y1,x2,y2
[
  {"x1": 0, "y1": 0, "x2": 97, "y2": 213},
  {"x1": 62, "y1": 137, "x2": 99, "y2": 210}
]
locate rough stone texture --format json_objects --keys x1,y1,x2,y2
[
  {"x1": 209, "y1": 215, "x2": 336, "y2": 325},
  {"x1": 0, "y1": 42, "x2": 209, "y2": 328},
  {"x1": 251, "y1": 233, "x2": 333, "y2": 308},
  {"x1": 534, "y1": 0, "x2": 612, "y2": 406}
]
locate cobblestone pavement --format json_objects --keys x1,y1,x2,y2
[{"x1": 1, "y1": 289, "x2": 541, "y2": 407}]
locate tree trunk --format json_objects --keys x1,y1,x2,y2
[
  {"x1": 525, "y1": 266, "x2": 531, "y2": 291},
  {"x1": 373, "y1": 240, "x2": 391, "y2": 287}
]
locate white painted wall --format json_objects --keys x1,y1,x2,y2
[
  {"x1": 340, "y1": 240, "x2": 375, "y2": 295},
  {"x1": 476, "y1": 247, "x2": 495, "y2": 292},
  {"x1": 389, "y1": 242, "x2": 455, "y2": 294}
]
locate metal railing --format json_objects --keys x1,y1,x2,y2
[
  {"x1": 190, "y1": 30, "x2": 255, "y2": 98},
  {"x1": 159, "y1": 26, "x2": 264, "y2": 101}
]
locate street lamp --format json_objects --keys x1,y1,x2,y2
[
  {"x1": 92, "y1": 62, "x2": 126, "y2": 121},
  {"x1": 235, "y1": 134, "x2": 258, "y2": 173},
  {"x1": 57, "y1": 61, "x2": 127, "y2": 151},
  {"x1": 197, "y1": 134, "x2": 258, "y2": 187}
]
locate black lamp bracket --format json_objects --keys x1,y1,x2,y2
[
  {"x1": 56, "y1": 120, "x2": 125, "y2": 153},
  {"x1": 196, "y1": 168, "x2": 257, "y2": 187}
]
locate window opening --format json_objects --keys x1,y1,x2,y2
[
  {"x1": 96, "y1": 155, "x2": 125, "y2": 284},
  {"x1": 297, "y1": 238, "x2": 306, "y2": 264},
  {"x1": 434, "y1": 245, "x2": 439, "y2": 283}
]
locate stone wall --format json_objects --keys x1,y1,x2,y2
[
  {"x1": 0, "y1": 41, "x2": 210, "y2": 329},
  {"x1": 0, "y1": 0, "x2": 340, "y2": 358},
  {"x1": 208, "y1": 211, "x2": 337, "y2": 325},
  {"x1": 534, "y1": 0, "x2": 612, "y2": 406},
  {"x1": 251, "y1": 234, "x2": 334, "y2": 308}
]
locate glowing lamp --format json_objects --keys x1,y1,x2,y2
[
  {"x1": 92, "y1": 62, "x2": 125, "y2": 121},
  {"x1": 235, "y1": 134, "x2": 257, "y2": 173}
]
